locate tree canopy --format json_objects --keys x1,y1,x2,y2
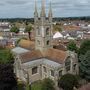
[
  {"x1": 41, "y1": 78, "x2": 55, "y2": 90},
  {"x1": 0, "y1": 63, "x2": 17, "y2": 90},
  {"x1": 25, "y1": 25, "x2": 33, "y2": 40},
  {"x1": 10, "y1": 26, "x2": 19, "y2": 33},
  {"x1": 78, "y1": 39, "x2": 90, "y2": 55},
  {"x1": 25, "y1": 25, "x2": 32, "y2": 32},
  {"x1": 79, "y1": 50, "x2": 90, "y2": 81},
  {"x1": 67, "y1": 40, "x2": 78, "y2": 53},
  {"x1": 0, "y1": 48, "x2": 14, "y2": 64},
  {"x1": 58, "y1": 74, "x2": 79, "y2": 90}
]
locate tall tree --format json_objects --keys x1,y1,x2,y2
[
  {"x1": 79, "y1": 50, "x2": 90, "y2": 81},
  {"x1": 25, "y1": 25, "x2": 32, "y2": 40},
  {"x1": 10, "y1": 26, "x2": 19, "y2": 33},
  {"x1": 58, "y1": 74, "x2": 79, "y2": 90},
  {"x1": 78, "y1": 39, "x2": 90, "y2": 55},
  {"x1": 67, "y1": 40, "x2": 78, "y2": 53}
]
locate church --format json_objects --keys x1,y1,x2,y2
[{"x1": 12, "y1": 0, "x2": 79, "y2": 85}]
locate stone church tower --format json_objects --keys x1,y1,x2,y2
[{"x1": 34, "y1": 0, "x2": 53, "y2": 53}]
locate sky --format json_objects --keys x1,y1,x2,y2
[{"x1": 0, "y1": 0, "x2": 90, "y2": 18}]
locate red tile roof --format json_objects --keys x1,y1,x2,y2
[
  {"x1": 20, "y1": 50, "x2": 43, "y2": 63},
  {"x1": 45, "y1": 49, "x2": 67, "y2": 64},
  {"x1": 20, "y1": 48, "x2": 67, "y2": 64}
]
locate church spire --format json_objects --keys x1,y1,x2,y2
[
  {"x1": 48, "y1": 1, "x2": 52, "y2": 17},
  {"x1": 48, "y1": 1, "x2": 52, "y2": 22},
  {"x1": 34, "y1": 0, "x2": 38, "y2": 16},
  {"x1": 34, "y1": 0, "x2": 38, "y2": 23},
  {"x1": 40, "y1": 0, "x2": 46, "y2": 17}
]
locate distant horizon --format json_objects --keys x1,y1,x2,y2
[{"x1": 0, "y1": 15, "x2": 90, "y2": 19}]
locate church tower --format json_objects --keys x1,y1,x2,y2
[{"x1": 34, "y1": 0, "x2": 53, "y2": 53}]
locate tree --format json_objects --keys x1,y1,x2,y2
[
  {"x1": 58, "y1": 74, "x2": 79, "y2": 90},
  {"x1": 10, "y1": 26, "x2": 19, "y2": 33},
  {"x1": 79, "y1": 50, "x2": 90, "y2": 81},
  {"x1": 0, "y1": 63, "x2": 17, "y2": 90},
  {"x1": 53, "y1": 25, "x2": 62, "y2": 32},
  {"x1": 41, "y1": 78, "x2": 55, "y2": 90},
  {"x1": 67, "y1": 40, "x2": 78, "y2": 53},
  {"x1": 25, "y1": 25, "x2": 32, "y2": 40},
  {"x1": 78, "y1": 39, "x2": 90, "y2": 55},
  {"x1": 0, "y1": 49, "x2": 14, "y2": 64}
]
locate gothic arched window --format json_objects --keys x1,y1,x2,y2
[
  {"x1": 32, "y1": 66, "x2": 38, "y2": 75},
  {"x1": 37, "y1": 27, "x2": 40, "y2": 35},
  {"x1": 38, "y1": 29, "x2": 40, "y2": 35},
  {"x1": 73, "y1": 64, "x2": 76, "y2": 71},
  {"x1": 50, "y1": 70, "x2": 54, "y2": 76},
  {"x1": 37, "y1": 40, "x2": 40, "y2": 45},
  {"x1": 46, "y1": 27, "x2": 49, "y2": 35},
  {"x1": 47, "y1": 40, "x2": 50, "y2": 45},
  {"x1": 59, "y1": 70, "x2": 62, "y2": 77},
  {"x1": 43, "y1": 66, "x2": 47, "y2": 73},
  {"x1": 65, "y1": 57, "x2": 71, "y2": 72}
]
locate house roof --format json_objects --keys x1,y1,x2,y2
[
  {"x1": 63, "y1": 25, "x2": 80, "y2": 31},
  {"x1": 20, "y1": 48, "x2": 67, "y2": 64},
  {"x1": 53, "y1": 31, "x2": 63, "y2": 39}
]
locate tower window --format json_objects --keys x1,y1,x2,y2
[
  {"x1": 47, "y1": 40, "x2": 50, "y2": 45},
  {"x1": 46, "y1": 27, "x2": 49, "y2": 35},
  {"x1": 37, "y1": 27, "x2": 40, "y2": 35},
  {"x1": 38, "y1": 29, "x2": 40, "y2": 35},
  {"x1": 37, "y1": 40, "x2": 40, "y2": 45}
]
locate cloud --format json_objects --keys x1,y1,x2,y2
[
  {"x1": 0, "y1": 3, "x2": 5, "y2": 6},
  {"x1": 6, "y1": 0, "x2": 30, "y2": 5},
  {"x1": 0, "y1": 0, "x2": 90, "y2": 18}
]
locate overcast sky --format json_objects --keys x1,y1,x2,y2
[{"x1": 0, "y1": 0, "x2": 90, "y2": 18}]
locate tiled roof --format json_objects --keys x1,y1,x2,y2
[
  {"x1": 20, "y1": 48, "x2": 67, "y2": 64},
  {"x1": 45, "y1": 49, "x2": 67, "y2": 64},
  {"x1": 63, "y1": 25, "x2": 80, "y2": 31},
  {"x1": 20, "y1": 50, "x2": 43, "y2": 63}
]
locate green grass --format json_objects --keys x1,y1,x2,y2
[{"x1": 17, "y1": 81, "x2": 42, "y2": 90}]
